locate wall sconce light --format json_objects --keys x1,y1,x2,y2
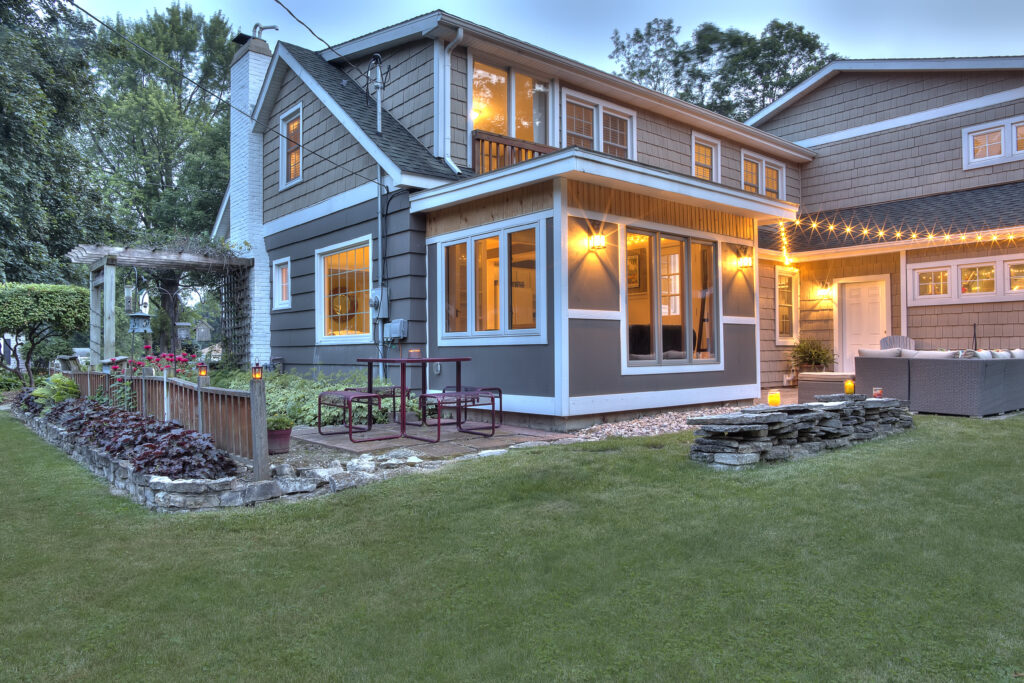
[
  {"x1": 197, "y1": 363, "x2": 208, "y2": 377},
  {"x1": 736, "y1": 255, "x2": 753, "y2": 268},
  {"x1": 816, "y1": 283, "x2": 833, "y2": 299},
  {"x1": 587, "y1": 233, "x2": 607, "y2": 251},
  {"x1": 251, "y1": 363, "x2": 263, "y2": 381}
]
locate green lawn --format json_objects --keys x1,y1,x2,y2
[{"x1": 1, "y1": 411, "x2": 1022, "y2": 681}]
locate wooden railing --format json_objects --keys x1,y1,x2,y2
[
  {"x1": 472, "y1": 130, "x2": 556, "y2": 174},
  {"x1": 66, "y1": 372, "x2": 253, "y2": 459}
]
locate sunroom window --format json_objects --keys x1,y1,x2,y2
[
  {"x1": 625, "y1": 229, "x2": 717, "y2": 364},
  {"x1": 442, "y1": 224, "x2": 540, "y2": 340}
]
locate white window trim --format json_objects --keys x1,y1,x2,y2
[
  {"x1": 962, "y1": 115, "x2": 1024, "y2": 170},
  {"x1": 775, "y1": 266, "x2": 799, "y2": 346},
  {"x1": 314, "y1": 235, "x2": 373, "y2": 345},
  {"x1": 691, "y1": 133, "x2": 722, "y2": 183},
  {"x1": 279, "y1": 103, "x2": 303, "y2": 190},
  {"x1": 740, "y1": 149, "x2": 786, "y2": 200},
  {"x1": 616, "y1": 220, "x2": 725, "y2": 374},
  {"x1": 436, "y1": 215, "x2": 548, "y2": 347},
  {"x1": 272, "y1": 257, "x2": 292, "y2": 310},
  {"x1": 907, "y1": 253, "x2": 1024, "y2": 306},
  {"x1": 560, "y1": 87, "x2": 637, "y2": 161},
  {"x1": 911, "y1": 266, "x2": 953, "y2": 303}
]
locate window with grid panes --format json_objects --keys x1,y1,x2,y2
[
  {"x1": 322, "y1": 243, "x2": 370, "y2": 337},
  {"x1": 743, "y1": 158, "x2": 760, "y2": 193},
  {"x1": 917, "y1": 270, "x2": 948, "y2": 297},
  {"x1": 284, "y1": 114, "x2": 301, "y2": 183},
  {"x1": 602, "y1": 112, "x2": 629, "y2": 158},
  {"x1": 694, "y1": 142, "x2": 714, "y2": 181}
]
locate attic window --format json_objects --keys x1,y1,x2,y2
[{"x1": 280, "y1": 105, "x2": 302, "y2": 188}]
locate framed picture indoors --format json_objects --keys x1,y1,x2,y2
[{"x1": 627, "y1": 248, "x2": 648, "y2": 294}]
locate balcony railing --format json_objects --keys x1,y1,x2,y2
[{"x1": 472, "y1": 130, "x2": 556, "y2": 174}]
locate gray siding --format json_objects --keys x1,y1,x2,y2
[
  {"x1": 425, "y1": 221, "x2": 556, "y2": 397},
  {"x1": 568, "y1": 321, "x2": 758, "y2": 396},
  {"x1": 342, "y1": 39, "x2": 436, "y2": 153},
  {"x1": 262, "y1": 67, "x2": 377, "y2": 223},
  {"x1": 759, "y1": 70, "x2": 1024, "y2": 141},
  {"x1": 800, "y1": 98, "x2": 1024, "y2": 212},
  {"x1": 449, "y1": 46, "x2": 468, "y2": 167},
  {"x1": 722, "y1": 243, "x2": 756, "y2": 318},
  {"x1": 265, "y1": 193, "x2": 427, "y2": 379}
]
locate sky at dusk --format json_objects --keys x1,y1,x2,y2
[{"x1": 74, "y1": 0, "x2": 1024, "y2": 75}]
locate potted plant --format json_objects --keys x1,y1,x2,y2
[
  {"x1": 789, "y1": 339, "x2": 835, "y2": 380},
  {"x1": 267, "y1": 413, "x2": 295, "y2": 455}
]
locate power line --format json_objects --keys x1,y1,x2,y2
[
  {"x1": 65, "y1": 0, "x2": 385, "y2": 190},
  {"x1": 271, "y1": 0, "x2": 375, "y2": 91}
]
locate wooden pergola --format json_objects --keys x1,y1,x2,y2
[{"x1": 67, "y1": 245, "x2": 253, "y2": 365}]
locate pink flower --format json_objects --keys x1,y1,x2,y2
[
  {"x1": 143, "y1": 345, "x2": 151, "y2": 350},
  {"x1": 111, "y1": 365, "x2": 120, "y2": 371}
]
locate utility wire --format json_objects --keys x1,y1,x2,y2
[
  {"x1": 65, "y1": 0, "x2": 385, "y2": 190},
  {"x1": 271, "y1": 0, "x2": 376, "y2": 91}
]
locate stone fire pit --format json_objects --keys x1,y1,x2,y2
[{"x1": 688, "y1": 394, "x2": 913, "y2": 467}]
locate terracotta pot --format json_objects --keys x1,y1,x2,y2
[{"x1": 267, "y1": 427, "x2": 292, "y2": 455}]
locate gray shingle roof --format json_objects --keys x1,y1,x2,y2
[
  {"x1": 759, "y1": 181, "x2": 1024, "y2": 253},
  {"x1": 281, "y1": 42, "x2": 458, "y2": 181}
]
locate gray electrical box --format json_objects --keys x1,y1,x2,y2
[
  {"x1": 383, "y1": 318, "x2": 407, "y2": 340},
  {"x1": 369, "y1": 287, "x2": 389, "y2": 320}
]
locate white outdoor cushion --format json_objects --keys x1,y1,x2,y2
[
  {"x1": 992, "y1": 350, "x2": 1012, "y2": 359},
  {"x1": 858, "y1": 348, "x2": 902, "y2": 357},
  {"x1": 903, "y1": 349, "x2": 958, "y2": 359},
  {"x1": 1010, "y1": 349, "x2": 1024, "y2": 359}
]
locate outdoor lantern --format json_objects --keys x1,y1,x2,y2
[
  {"x1": 767, "y1": 390, "x2": 781, "y2": 407},
  {"x1": 128, "y1": 312, "x2": 152, "y2": 334},
  {"x1": 587, "y1": 233, "x2": 607, "y2": 251},
  {"x1": 197, "y1": 363, "x2": 208, "y2": 377},
  {"x1": 844, "y1": 379, "x2": 855, "y2": 395},
  {"x1": 407, "y1": 348, "x2": 422, "y2": 359},
  {"x1": 736, "y1": 255, "x2": 753, "y2": 268},
  {"x1": 816, "y1": 283, "x2": 833, "y2": 299},
  {"x1": 251, "y1": 363, "x2": 263, "y2": 381},
  {"x1": 175, "y1": 322, "x2": 192, "y2": 341}
]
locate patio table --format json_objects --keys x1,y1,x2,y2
[{"x1": 355, "y1": 356, "x2": 471, "y2": 442}]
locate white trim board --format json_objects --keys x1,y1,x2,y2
[
  {"x1": 747, "y1": 57, "x2": 1024, "y2": 126},
  {"x1": 568, "y1": 383, "x2": 760, "y2": 416},
  {"x1": 795, "y1": 86, "x2": 1024, "y2": 148},
  {"x1": 263, "y1": 181, "x2": 382, "y2": 236}
]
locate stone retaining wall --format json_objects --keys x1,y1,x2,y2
[
  {"x1": 688, "y1": 394, "x2": 913, "y2": 467},
  {"x1": 12, "y1": 409, "x2": 431, "y2": 512}
]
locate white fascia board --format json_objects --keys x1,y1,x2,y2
[
  {"x1": 748, "y1": 57, "x2": 1024, "y2": 127},
  {"x1": 317, "y1": 12, "x2": 445, "y2": 61},
  {"x1": 796, "y1": 85, "x2": 1024, "y2": 148},
  {"x1": 211, "y1": 187, "x2": 230, "y2": 239},
  {"x1": 410, "y1": 149, "x2": 798, "y2": 221},
  {"x1": 393, "y1": 172, "x2": 450, "y2": 190},
  {"x1": 776, "y1": 225, "x2": 1024, "y2": 263},
  {"x1": 250, "y1": 45, "x2": 403, "y2": 182}
]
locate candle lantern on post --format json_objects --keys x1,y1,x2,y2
[{"x1": 250, "y1": 362, "x2": 269, "y2": 480}]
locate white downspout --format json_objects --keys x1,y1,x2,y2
[{"x1": 442, "y1": 28, "x2": 464, "y2": 175}]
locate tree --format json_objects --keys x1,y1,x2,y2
[
  {"x1": 611, "y1": 19, "x2": 839, "y2": 121},
  {"x1": 85, "y1": 3, "x2": 235, "y2": 352},
  {"x1": 0, "y1": 284, "x2": 89, "y2": 385},
  {"x1": 0, "y1": 0, "x2": 115, "y2": 283}
]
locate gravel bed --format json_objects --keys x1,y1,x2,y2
[{"x1": 573, "y1": 404, "x2": 750, "y2": 441}]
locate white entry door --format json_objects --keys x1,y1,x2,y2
[{"x1": 839, "y1": 280, "x2": 887, "y2": 371}]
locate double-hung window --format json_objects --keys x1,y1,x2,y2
[
  {"x1": 625, "y1": 229, "x2": 717, "y2": 365},
  {"x1": 441, "y1": 222, "x2": 545, "y2": 343},
  {"x1": 272, "y1": 257, "x2": 291, "y2": 310},
  {"x1": 280, "y1": 105, "x2": 302, "y2": 188},
  {"x1": 962, "y1": 116, "x2": 1024, "y2": 169},
  {"x1": 775, "y1": 266, "x2": 799, "y2": 345},
  {"x1": 741, "y1": 151, "x2": 785, "y2": 199},
  {"x1": 561, "y1": 89, "x2": 636, "y2": 160},
  {"x1": 692, "y1": 135, "x2": 721, "y2": 183},
  {"x1": 315, "y1": 237, "x2": 372, "y2": 344}
]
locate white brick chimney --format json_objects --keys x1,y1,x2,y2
[{"x1": 229, "y1": 35, "x2": 272, "y2": 365}]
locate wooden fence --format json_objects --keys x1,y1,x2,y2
[{"x1": 66, "y1": 371, "x2": 253, "y2": 459}]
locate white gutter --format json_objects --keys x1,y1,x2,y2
[{"x1": 441, "y1": 28, "x2": 464, "y2": 175}]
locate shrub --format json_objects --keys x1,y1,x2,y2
[
  {"x1": 267, "y1": 414, "x2": 294, "y2": 431},
  {"x1": 0, "y1": 368, "x2": 24, "y2": 392},
  {"x1": 31, "y1": 373, "x2": 80, "y2": 410},
  {"x1": 790, "y1": 339, "x2": 835, "y2": 369},
  {"x1": 17, "y1": 388, "x2": 44, "y2": 415},
  {"x1": 47, "y1": 399, "x2": 236, "y2": 479},
  {"x1": 0, "y1": 284, "x2": 89, "y2": 386}
]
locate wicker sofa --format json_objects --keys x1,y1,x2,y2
[{"x1": 855, "y1": 355, "x2": 1024, "y2": 417}]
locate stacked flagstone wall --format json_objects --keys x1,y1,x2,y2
[{"x1": 688, "y1": 394, "x2": 913, "y2": 467}]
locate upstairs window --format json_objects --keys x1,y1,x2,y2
[
  {"x1": 280, "y1": 106, "x2": 302, "y2": 187},
  {"x1": 692, "y1": 135, "x2": 720, "y2": 183},
  {"x1": 561, "y1": 89, "x2": 636, "y2": 160},
  {"x1": 471, "y1": 60, "x2": 548, "y2": 144},
  {"x1": 741, "y1": 151, "x2": 785, "y2": 200},
  {"x1": 962, "y1": 116, "x2": 1024, "y2": 169}
]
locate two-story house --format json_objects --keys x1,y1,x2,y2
[
  {"x1": 750, "y1": 58, "x2": 1024, "y2": 385},
  {"x1": 215, "y1": 11, "x2": 813, "y2": 424}
]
